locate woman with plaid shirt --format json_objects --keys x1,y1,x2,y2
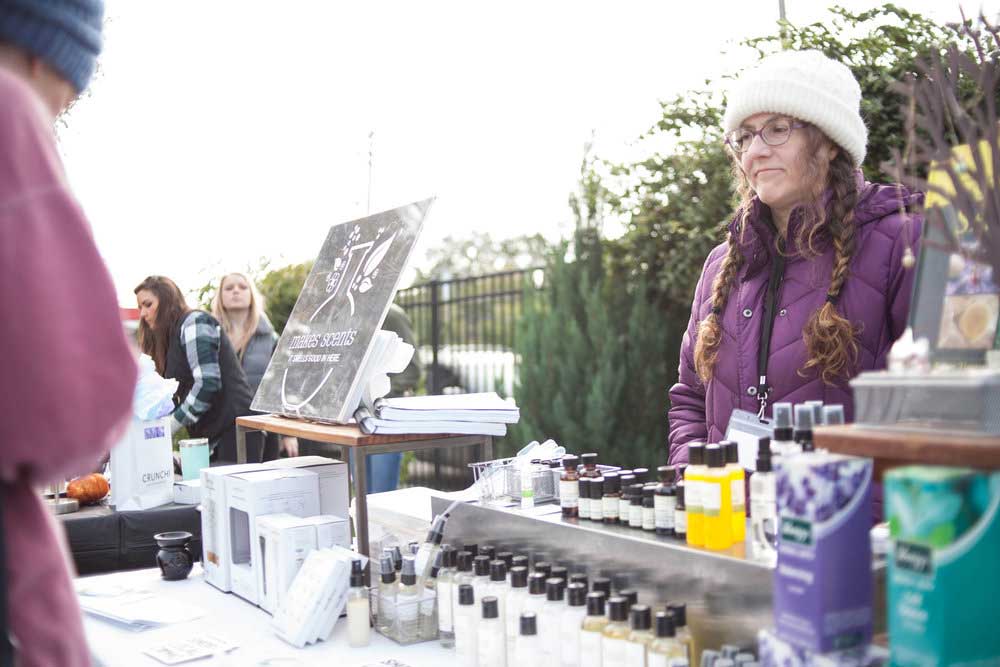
[{"x1": 135, "y1": 276, "x2": 253, "y2": 463}]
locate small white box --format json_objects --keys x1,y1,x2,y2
[
  {"x1": 227, "y1": 468, "x2": 320, "y2": 606},
  {"x1": 272, "y1": 456, "x2": 350, "y2": 522},
  {"x1": 256, "y1": 514, "x2": 351, "y2": 614},
  {"x1": 173, "y1": 479, "x2": 201, "y2": 505}
]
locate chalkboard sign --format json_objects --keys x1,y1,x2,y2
[{"x1": 251, "y1": 198, "x2": 431, "y2": 422}]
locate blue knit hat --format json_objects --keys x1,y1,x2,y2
[{"x1": 0, "y1": 0, "x2": 104, "y2": 93}]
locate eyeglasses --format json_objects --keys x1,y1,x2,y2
[{"x1": 725, "y1": 119, "x2": 807, "y2": 153}]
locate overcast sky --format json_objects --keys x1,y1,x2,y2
[{"x1": 55, "y1": 0, "x2": 999, "y2": 305}]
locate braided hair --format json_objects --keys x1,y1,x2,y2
[{"x1": 693, "y1": 124, "x2": 860, "y2": 385}]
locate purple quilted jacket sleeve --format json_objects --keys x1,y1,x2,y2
[{"x1": 667, "y1": 245, "x2": 725, "y2": 465}]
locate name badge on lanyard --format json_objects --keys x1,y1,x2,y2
[{"x1": 725, "y1": 409, "x2": 774, "y2": 471}]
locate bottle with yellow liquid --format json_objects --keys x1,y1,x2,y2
[
  {"x1": 703, "y1": 444, "x2": 733, "y2": 550},
  {"x1": 721, "y1": 441, "x2": 746, "y2": 543},
  {"x1": 684, "y1": 443, "x2": 707, "y2": 547}
]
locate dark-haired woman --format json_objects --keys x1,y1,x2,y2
[
  {"x1": 668, "y1": 50, "x2": 923, "y2": 465},
  {"x1": 135, "y1": 276, "x2": 254, "y2": 464}
]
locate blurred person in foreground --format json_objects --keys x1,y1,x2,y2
[{"x1": 0, "y1": 1, "x2": 137, "y2": 666}]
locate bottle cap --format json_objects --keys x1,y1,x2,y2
[
  {"x1": 642, "y1": 485, "x2": 656, "y2": 499},
  {"x1": 549, "y1": 565, "x2": 568, "y2": 582},
  {"x1": 666, "y1": 602, "x2": 687, "y2": 627},
  {"x1": 519, "y1": 612, "x2": 538, "y2": 635},
  {"x1": 401, "y1": 556, "x2": 416, "y2": 584},
  {"x1": 655, "y1": 611, "x2": 676, "y2": 638},
  {"x1": 528, "y1": 572, "x2": 547, "y2": 595},
  {"x1": 630, "y1": 484, "x2": 644, "y2": 504},
  {"x1": 772, "y1": 402, "x2": 793, "y2": 440},
  {"x1": 480, "y1": 545, "x2": 496, "y2": 560},
  {"x1": 578, "y1": 477, "x2": 591, "y2": 497},
  {"x1": 441, "y1": 544, "x2": 457, "y2": 568},
  {"x1": 688, "y1": 442, "x2": 706, "y2": 466},
  {"x1": 591, "y1": 477, "x2": 604, "y2": 496},
  {"x1": 510, "y1": 565, "x2": 529, "y2": 588},
  {"x1": 603, "y1": 473, "x2": 621, "y2": 493},
  {"x1": 489, "y1": 560, "x2": 507, "y2": 582},
  {"x1": 534, "y1": 561, "x2": 552, "y2": 578},
  {"x1": 823, "y1": 404, "x2": 845, "y2": 425},
  {"x1": 591, "y1": 577, "x2": 612, "y2": 597},
  {"x1": 619, "y1": 475, "x2": 636, "y2": 489},
  {"x1": 632, "y1": 468, "x2": 649, "y2": 484},
  {"x1": 456, "y1": 550, "x2": 473, "y2": 572},
  {"x1": 391, "y1": 545, "x2": 403, "y2": 571},
  {"x1": 794, "y1": 404, "x2": 814, "y2": 433},
  {"x1": 379, "y1": 555, "x2": 396, "y2": 584},
  {"x1": 458, "y1": 584, "x2": 474, "y2": 606},
  {"x1": 407, "y1": 541, "x2": 420, "y2": 555},
  {"x1": 607, "y1": 596, "x2": 628, "y2": 622},
  {"x1": 630, "y1": 604, "x2": 652, "y2": 630},
  {"x1": 545, "y1": 577, "x2": 565, "y2": 601},
  {"x1": 482, "y1": 596, "x2": 499, "y2": 619},
  {"x1": 567, "y1": 582, "x2": 587, "y2": 606},
  {"x1": 706, "y1": 444, "x2": 724, "y2": 468},
  {"x1": 497, "y1": 551, "x2": 514, "y2": 567},
  {"x1": 721, "y1": 441, "x2": 739, "y2": 464},
  {"x1": 569, "y1": 572, "x2": 588, "y2": 588},
  {"x1": 586, "y1": 591, "x2": 607, "y2": 616},
  {"x1": 581, "y1": 453, "x2": 598, "y2": 466},
  {"x1": 756, "y1": 438, "x2": 773, "y2": 473},
  {"x1": 619, "y1": 589, "x2": 638, "y2": 611},
  {"x1": 657, "y1": 466, "x2": 676, "y2": 484},
  {"x1": 474, "y1": 555, "x2": 491, "y2": 576},
  {"x1": 426, "y1": 514, "x2": 447, "y2": 545},
  {"x1": 562, "y1": 455, "x2": 579, "y2": 469},
  {"x1": 549, "y1": 460, "x2": 561, "y2": 469},
  {"x1": 532, "y1": 551, "x2": 549, "y2": 564},
  {"x1": 512, "y1": 555, "x2": 529, "y2": 569},
  {"x1": 464, "y1": 543, "x2": 478, "y2": 557},
  {"x1": 805, "y1": 400, "x2": 824, "y2": 426}
]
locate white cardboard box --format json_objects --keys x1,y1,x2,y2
[
  {"x1": 226, "y1": 468, "x2": 320, "y2": 605},
  {"x1": 199, "y1": 456, "x2": 349, "y2": 594},
  {"x1": 173, "y1": 479, "x2": 201, "y2": 505},
  {"x1": 255, "y1": 514, "x2": 351, "y2": 614}
]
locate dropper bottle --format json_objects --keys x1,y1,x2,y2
[
  {"x1": 722, "y1": 441, "x2": 746, "y2": 543},
  {"x1": 601, "y1": 596, "x2": 631, "y2": 667},
  {"x1": 685, "y1": 443, "x2": 708, "y2": 547},
  {"x1": 626, "y1": 605, "x2": 654, "y2": 665},
  {"x1": 794, "y1": 404, "x2": 816, "y2": 452},
  {"x1": 580, "y1": 591, "x2": 608, "y2": 667},
  {"x1": 647, "y1": 611, "x2": 686, "y2": 665},
  {"x1": 770, "y1": 402, "x2": 798, "y2": 458}
]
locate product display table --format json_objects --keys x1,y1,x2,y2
[
  {"x1": 60, "y1": 502, "x2": 201, "y2": 575},
  {"x1": 814, "y1": 424, "x2": 1000, "y2": 480},
  {"x1": 81, "y1": 565, "x2": 450, "y2": 667},
  {"x1": 235, "y1": 414, "x2": 493, "y2": 558}
]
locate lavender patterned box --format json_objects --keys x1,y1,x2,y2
[{"x1": 775, "y1": 453, "x2": 873, "y2": 652}]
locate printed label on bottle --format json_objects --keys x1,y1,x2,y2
[
  {"x1": 438, "y1": 581, "x2": 453, "y2": 631},
  {"x1": 602, "y1": 637, "x2": 627, "y2": 667},
  {"x1": 648, "y1": 652, "x2": 670, "y2": 667},
  {"x1": 655, "y1": 496, "x2": 676, "y2": 529},
  {"x1": 686, "y1": 480, "x2": 702, "y2": 511},
  {"x1": 580, "y1": 631, "x2": 602, "y2": 667},
  {"x1": 591, "y1": 500, "x2": 604, "y2": 521},
  {"x1": 603, "y1": 496, "x2": 618, "y2": 520},
  {"x1": 731, "y1": 478, "x2": 745, "y2": 509},
  {"x1": 579, "y1": 497, "x2": 591, "y2": 518},
  {"x1": 629, "y1": 505, "x2": 643, "y2": 527},
  {"x1": 626, "y1": 641, "x2": 647, "y2": 663},
  {"x1": 642, "y1": 506, "x2": 656, "y2": 530},
  {"x1": 560, "y1": 480, "x2": 579, "y2": 508},
  {"x1": 674, "y1": 509, "x2": 687, "y2": 534},
  {"x1": 396, "y1": 592, "x2": 419, "y2": 622},
  {"x1": 619, "y1": 498, "x2": 631, "y2": 520},
  {"x1": 702, "y1": 483, "x2": 722, "y2": 511}
]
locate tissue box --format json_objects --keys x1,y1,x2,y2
[
  {"x1": 885, "y1": 467, "x2": 1000, "y2": 667},
  {"x1": 256, "y1": 514, "x2": 351, "y2": 614},
  {"x1": 775, "y1": 454, "x2": 873, "y2": 652},
  {"x1": 227, "y1": 468, "x2": 321, "y2": 605}
]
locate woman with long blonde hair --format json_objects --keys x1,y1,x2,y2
[{"x1": 668, "y1": 50, "x2": 923, "y2": 466}]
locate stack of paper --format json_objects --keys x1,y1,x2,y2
[
  {"x1": 76, "y1": 585, "x2": 206, "y2": 631},
  {"x1": 355, "y1": 392, "x2": 519, "y2": 436}
]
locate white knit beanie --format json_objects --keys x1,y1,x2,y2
[{"x1": 723, "y1": 50, "x2": 867, "y2": 167}]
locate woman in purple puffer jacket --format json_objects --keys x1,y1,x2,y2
[{"x1": 668, "y1": 50, "x2": 923, "y2": 466}]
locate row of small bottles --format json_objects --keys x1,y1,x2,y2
[{"x1": 554, "y1": 401, "x2": 843, "y2": 557}]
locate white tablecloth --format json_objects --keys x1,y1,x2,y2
[{"x1": 81, "y1": 566, "x2": 451, "y2": 667}]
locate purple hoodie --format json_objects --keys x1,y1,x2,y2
[{"x1": 668, "y1": 172, "x2": 923, "y2": 465}]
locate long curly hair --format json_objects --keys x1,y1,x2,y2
[
  {"x1": 134, "y1": 276, "x2": 191, "y2": 375},
  {"x1": 694, "y1": 124, "x2": 860, "y2": 386}
]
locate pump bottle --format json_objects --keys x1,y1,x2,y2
[
  {"x1": 770, "y1": 402, "x2": 799, "y2": 458},
  {"x1": 347, "y1": 559, "x2": 371, "y2": 647},
  {"x1": 794, "y1": 403, "x2": 816, "y2": 452},
  {"x1": 377, "y1": 554, "x2": 397, "y2": 635},
  {"x1": 397, "y1": 556, "x2": 420, "y2": 643},
  {"x1": 419, "y1": 551, "x2": 441, "y2": 639},
  {"x1": 414, "y1": 514, "x2": 447, "y2": 587}
]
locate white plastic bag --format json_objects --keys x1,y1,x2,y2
[
  {"x1": 109, "y1": 416, "x2": 174, "y2": 510},
  {"x1": 132, "y1": 354, "x2": 178, "y2": 420}
]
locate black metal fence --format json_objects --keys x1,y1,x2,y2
[{"x1": 395, "y1": 267, "x2": 543, "y2": 489}]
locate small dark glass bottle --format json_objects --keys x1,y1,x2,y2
[
  {"x1": 590, "y1": 477, "x2": 605, "y2": 521},
  {"x1": 632, "y1": 468, "x2": 649, "y2": 485},
  {"x1": 559, "y1": 455, "x2": 580, "y2": 518},
  {"x1": 581, "y1": 452, "x2": 600, "y2": 478},
  {"x1": 642, "y1": 485, "x2": 657, "y2": 531},
  {"x1": 602, "y1": 473, "x2": 621, "y2": 524},
  {"x1": 674, "y1": 481, "x2": 687, "y2": 539}
]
